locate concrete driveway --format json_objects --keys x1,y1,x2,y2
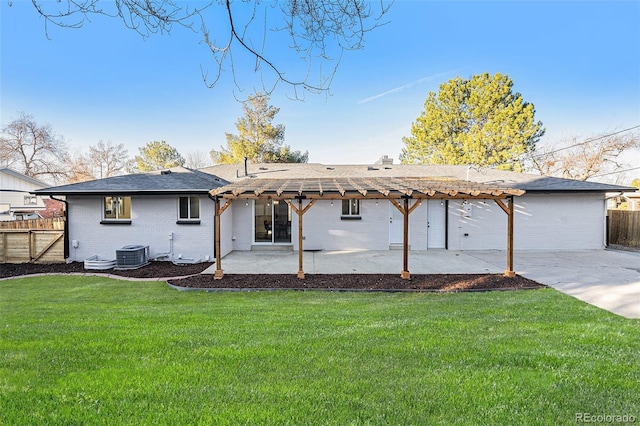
[
  {"x1": 468, "y1": 249, "x2": 640, "y2": 319},
  {"x1": 206, "y1": 249, "x2": 640, "y2": 319}
]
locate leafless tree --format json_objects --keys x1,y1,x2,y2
[
  {"x1": 0, "y1": 112, "x2": 68, "y2": 183},
  {"x1": 22, "y1": 0, "x2": 391, "y2": 97},
  {"x1": 528, "y1": 129, "x2": 640, "y2": 181},
  {"x1": 64, "y1": 152, "x2": 95, "y2": 183},
  {"x1": 185, "y1": 150, "x2": 213, "y2": 169},
  {"x1": 65, "y1": 140, "x2": 131, "y2": 182}
]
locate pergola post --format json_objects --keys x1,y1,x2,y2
[
  {"x1": 211, "y1": 196, "x2": 232, "y2": 280},
  {"x1": 285, "y1": 197, "x2": 316, "y2": 279},
  {"x1": 506, "y1": 196, "x2": 515, "y2": 277},
  {"x1": 213, "y1": 196, "x2": 223, "y2": 279},
  {"x1": 401, "y1": 196, "x2": 411, "y2": 280},
  {"x1": 495, "y1": 196, "x2": 516, "y2": 278},
  {"x1": 297, "y1": 197, "x2": 304, "y2": 279},
  {"x1": 390, "y1": 196, "x2": 422, "y2": 280}
]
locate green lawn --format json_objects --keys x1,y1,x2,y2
[{"x1": 1, "y1": 276, "x2": 638, "y2": 425}]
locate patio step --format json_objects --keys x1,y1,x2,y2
[{"x1": 250, "y1": 245, "x2": 294, "y2": 252}]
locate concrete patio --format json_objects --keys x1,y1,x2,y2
[{"x1": 204, "y1": 249, "x2": 640, "y2": 319}]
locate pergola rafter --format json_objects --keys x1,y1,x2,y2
[{"x1": 210, "y1": 177, "x2": 524, "y2": 280}]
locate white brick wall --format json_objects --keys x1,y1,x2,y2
[
  {"x1": 301, "y1": 200, "x2": 390, "y2": 250},
  {"x1": 67, "y1": 195, "x2": 216, "y2": 262},
  {"x1": 514, "y1": 193, "x2": 605, "y2": 250},
  {"x1": 447, "y1": 193, "x2": 606, "y2": 250},
  {"x1": 66, "y1": 192, "x2": 607, "y2": 261},
  {"x1": 226, "y1": 200, "x2": 431, "y2": 251}
]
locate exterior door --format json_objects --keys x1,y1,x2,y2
[
  {"x1": 254, "y1": 199, "x2": 291, "y2": 244},
  {"x1": 389, "y1": 203, "x2": 403, "y2": 244},
  {"x1": 427, "y1": 200, "x2": 447, "y2": 248}
]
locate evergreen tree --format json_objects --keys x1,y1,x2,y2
[
  {"x1": 401, "y1": 73, "x2": 544, "y2": 170},
  {"x1": 211, "y1": 93, "x2": 308, "y2": 164},
  {"x1": 133, "y1": 141, "x2": 185, "y2": 172}
]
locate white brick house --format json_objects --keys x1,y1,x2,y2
[{"x1": 35, "y1": 163, "x2": 634, "y2": 264}]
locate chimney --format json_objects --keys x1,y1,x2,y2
[
  {"x1": 244, "y1": 157, "x2": 248, "y2": 176},
  {"x1": 375, "y1": 155, "x2": 393, "y2": 165}
]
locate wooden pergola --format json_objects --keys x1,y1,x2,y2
[{"x1": 209, "y1": 177, "x2": 524, "y2": 280}]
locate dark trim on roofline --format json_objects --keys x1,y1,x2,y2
[
  {"x1": 32, "y1": 190, "x2": 217, "y2": 196},
  {"x1": 522, "y1": 189, "x2": 635, "y2": 194}
]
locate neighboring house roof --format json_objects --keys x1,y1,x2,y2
[
  {"x1": 200, "y1": 163, "x2": 636, "y2": 193},
  {"x1": 34, "y1": 167, "x2": 228, "y2": 195},
  {"x1": 0, "y1": 167, "x2": 49, "y2": 188}
]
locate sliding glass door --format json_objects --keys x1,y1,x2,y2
[{"x1": 254, "y1": 200, "x2": 291, "y2": 243}]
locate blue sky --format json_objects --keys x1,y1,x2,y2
[{"x1": 2, "y1": 1, "x2": 639, "y2": 180}]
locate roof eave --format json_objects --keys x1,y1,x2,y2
[{"x1": 33, "y1": 189, "x2": 217, "y2": 196}]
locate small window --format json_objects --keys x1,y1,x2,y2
[
  {"x1": 341, "y1": 199, "x2": 360, "y2": 217},
  {"x1": 178, "y1": 196, "x2": 200, "y2": 222},
  {"x1": 24, "y1": 196, "x2": 38, "y2": 205},
  {"x1": 103, "y1": 196, "x2": 131, "y2": 220}
]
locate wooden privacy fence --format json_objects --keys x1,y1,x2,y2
[
  {"x1": 0, "y1": 217, "x2": 65, "y2": 230},
  {"x1": 0, "y1": 229, "x2": 65, "y2": 263},
  {"x1": 608, "y1": 210, "x2": 640, "y2": 249}
]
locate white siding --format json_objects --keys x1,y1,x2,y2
[
  {"x1": 0, "y1": 170, "x2": 47, "y2": 219},
  {"x1": 66, "y1": 195, "x2": 216, "y2": 262}
]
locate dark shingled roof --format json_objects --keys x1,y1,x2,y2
[
  {"x1": 34, "y1": 167, "x2": 228, "y2": 195},
  {"x1": 34, "y1": 163, "x2": 636, "y2": 196}
]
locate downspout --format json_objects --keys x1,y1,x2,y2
[{"x1": 49, "y1": 195, "x2": 69, "y2": 261}]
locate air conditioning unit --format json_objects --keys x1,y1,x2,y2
[{"x1": 115, "y1": 245, "x2": 149, "y2": 269}]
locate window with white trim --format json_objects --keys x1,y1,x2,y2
[
  {"x1": 178, "y1": 196, "x2": 200, "y2": 221},
  {"x1": 103, "y1": 196, "x2": 131, "y2": 220},
  {"x1": 24, "y1": 196, "x2": 38, "y2": 205},
  {"x1": 341, "y1": 199, "x2": 360, "y2": 217}
]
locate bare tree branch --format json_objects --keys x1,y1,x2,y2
[
  {"x1": 528, "y1": 130, "x2": 640, "y2": 181},
  {"x1": 23, "y1": 0, "x2": 392, "y2": 98},
  {"x1": 0, "y1": 112, "x2": 68, "y2": 184}
]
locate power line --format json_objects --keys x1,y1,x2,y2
[
  {"x1": 529, "y1": 124, "x2": 640, "y2": 160},
  {"x1": 590, "y1": 165, "x2": 640, "y2": 179}
]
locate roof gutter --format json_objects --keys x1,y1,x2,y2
[
  {"x1": 49, "y1": 195, "x2": 69, "y2": 260},
  {"x1": 605, "y1": 192, "x2": 624, "y2": 200}
]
